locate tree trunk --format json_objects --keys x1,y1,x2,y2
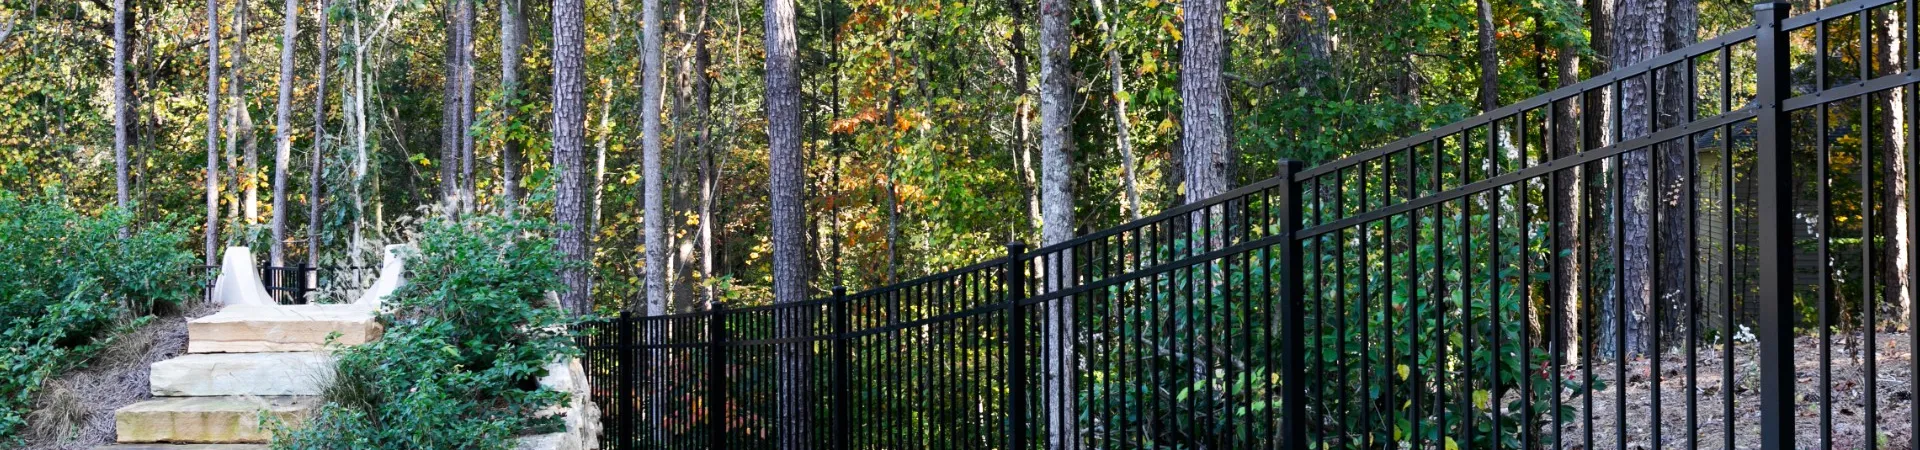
[
  {"x1": 1880, "y1": 7, "x2": 1913, "y2": 329},
  {"x1": 694, "y1": 0, "x2": 714, "y2": 305},
  {"x1": 457, "y1": 0, "x2": 475, "y2": 214},
  {"x1": 1007, "y1": 0, "x2": 1041, "y2": 235},
  {"x1": 1475, "y1": 0, "x2": 1498, "y2": 112},
  {"x1": 499, "y1": 0, "x2": 525, "y2": 209},
  {"x1": 1657, "y1": 0, "x2": 1695, "y2": 341},
  {"x1": 1091, "y1": 0, "x2": 1139, "y2": 220},
  {"x1": 1612, "y1": 0, "x2": 1663, "y2": 357},
  {"x1": 554, "y1": 0, "x2": 592, "y2": 316},
  {"x1": 270, "y1": 0, "x2": 300, "y2": 266},
  {"x1": 1552, "y1": 0, "x2": 1582, "y2": 363},
  {"x1": 113, "y1": 0, "x2": 129, "y2": 213},
  {"x1": 763, "y1": 0, "x2": 810, "y2": 442},
  {"x1": 1180, "y1": 0, "x2": 1229, "y2": 203},
  {"x1": 206, "y1": 0, "x2": 222, "y2": 266},
  {"x1": 235, "y1": 0, "x2": 256, "y2": 226},
  {"x1": 308, "y1": 0, "x2": 332, "y2": 268},
  {"x1": 440, "y1": 1, "x2": 460, "y2": 217},
  {"x1": 1037, "y1": 0, "x2": 1077, "y2": 444},
  {"x1": 642, "y1": 0, "x2": 667, "y2": 316}
]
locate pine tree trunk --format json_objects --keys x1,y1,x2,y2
[
  {"x1": 763, "y1": 0, "x2": 810, "y2": 441},
  {"x1": 457, "y1": 0, "x2": 475, "y2": 213},
  {"x1": 206, "y1": 0, "x2": 222, "y2": 266},
  {"x1": 270, "y1": 0, "x2": 300, "y2": 266},
  {"x1": 554, "y1": 0, "x2": 592, "y2": 316},
  {"x1": 1180, "y1": 0, "x2": 1229, "y2": 203},
  {"x1": 694, "y1": 0, "x2": 715, "y2": 305},
  {"x1": 1036, "y1": 0, "x2": 1077, "y2": 444},
  {"x1": 1657, "y1": 0, "x2": 1695, "y2": 341},
  {"x1": 1552, "y1": 0, "x2": 1582, "y2": 363},
  {"x1": 1612, "y1": 0, "x2": 1663, "y2": 356},
  {"x1": 236, "y1": 0, "x2": 257, "y2": 226},
  {"x1": 1881, "y1": 8, "x2": 1913, "y2": 329},
  {"x1": 1006, "y1": 0, "x2": 1041, "y2": 235},
  {"x1": 440, "y1": 1, "x2": 460, "y2": 217},
  {"x1": 308, "y1": 0, "x2": 332, "y2": 268}
]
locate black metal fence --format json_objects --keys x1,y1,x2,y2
[
  {"x1": 579, "y1": 1, "x2": 1920, "y2": 448},
  {"x1": 196, "y1": 263, "x2": 378, "y2": 305}
]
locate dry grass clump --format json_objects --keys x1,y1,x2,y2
[{"x1": 21, "y1": 301, "x2": 214, "y2": 450}]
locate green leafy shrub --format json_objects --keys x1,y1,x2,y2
[
  {"x1": 0, "y1": 192, "x2": 196, "y2": 444},
  {"x1": 272, "y1": 214, "x2": 579, "y2": 450}
]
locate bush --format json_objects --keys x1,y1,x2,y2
[
  {"x1": 272, "y1": 214, "x2": 579, "y2": 450},
  {"x1": 0, "y1": 192, "x2": 197, "y2": 444}
]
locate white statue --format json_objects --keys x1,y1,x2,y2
[
  {"x1": 210, "y1": 247, "x2": 275, "y2": 306},
  {"x1": 353, "y1": 244, "x2": 411, "y2": 307}
]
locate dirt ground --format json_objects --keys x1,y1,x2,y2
[
  {"x1": 1559, "y1": 331, "x2": 1919, "y2": 450},
  {"x1": 23, "y1": 301, "x2": 217, "y2": 450}
]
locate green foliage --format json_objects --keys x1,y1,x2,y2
[
  {"x1": 272, "y1": 214, "x2": 579, "y2": 450},
  {"x1": 0, "y1": 191, "x2": 196, "y2": 444}
]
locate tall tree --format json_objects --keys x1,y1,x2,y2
[
  {"x1": 308, "y1": 0, "x2": 333, "y2": 268},
  {"x1": 1551, "y1": 0, "x2": 1584, "y2": 362},
  {"x1": 440, "y1": 0, "x2": 462, "y2": 216},
  {"x1": 643, "y1": 0, "x2": 667, "y2": 316},
  {"x1": 1613, "y1": 0, "x2": 1664, "y2": 356},
  {"x1": 1090, "y1": 0, "x2": 1139, "y2": 220},
  {"x1": 234, "y1": 0, "x2": 258, "y2": 226},
  {"x1": 270, "y1": 0, "x2": 300, "y2": 266},
  {"x1": 1036, "y1": 0, "x2": 1076, "y2": 444},
  {"x1": 206, "y1": 0, "x2": 221, "y2": 265},
  {"x1": 456, "y1": 0, "x2": 475, "y2": 213},
  {"x1": 1656, "y1": 0, "x2": 1695, "y2": 342},
  {"x1": 1180, "y1": 0, "x2": 1229, "y2": 202},
  {"x1": 763, "y1": 0, "x2": 810, "y2": 442},
  {"x1": 113, "y1": 0, "x2": 129, "y2": 213},
  {"x1": 1475, "y1": 0, "x2": 1498, "y2": 112},
  {"x1": 499, "y1": 0, "x2": 526, "y2": 208},
  {"x1": 1007, "y1": 0, "x2": 1041, "y2": 233},
  {"x1": 554, "y1": 0, "x2": 591, "y2": 315}
]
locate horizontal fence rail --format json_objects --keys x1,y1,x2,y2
[
  {"x1": 195, "y1": 263, "x2": 379, "y2": 304},
  {"x1": 577, "y1": 1, "x2": 1920, "y2": 448}
]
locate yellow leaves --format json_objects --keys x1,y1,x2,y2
[
  {"x1": 1446, "y1": 437, "x2": 1460, "y2": 450},
  {"x1": 1163, "y1": 20, "x2": 1183, "y2": 42},
  {"x1": 1472, "y1": 390, "x2": 1490, "y2": 410},
  {"x1": 1144, "y1": 0, "x2": 1160, "y2": 7},
  {"x1": 1396, "y1": 364, "x2": 1409, "y2": 380}
]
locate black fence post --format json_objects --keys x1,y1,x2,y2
[
  {"x1": 708, "y1": 303, "x2": 729, "y2": 450},
  {"x1": 831, "y1": 286, "x2": 849, "y2": 450},
  {"x1": 1753, "y1": 2, "x2": 1794, "y2": 450},
  {"x1": 1003, "y1": 242, "x2": 1028, "y2": 450},
  {"x1": 1276, "y1": 160, "x2": 1305, "y2": 449},
  {"x1": 617, "y1": 310, "x2": 634, "y2": 450},
  {"x1": 296, "y1": 263, "x2": 311, "y2": 304}
]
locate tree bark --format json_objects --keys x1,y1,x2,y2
[
  {"x1": 113, "y1": 0, "x2": 129, "y2": 213},
  {"x1": 554, "y1": 0, "x2": 592, "y2": 316},
  {"x1": 694, "y1": 0, "x2": 715, "y2": 305},
  {"x1": 308, "y1": 0, "x2": 332, "y2": 268},
  {"x1": 457, "y1": 0, "x2": 475, "y2": 213},
  {"x1": 1180, "y1": 0, "x2": 1229, "y2": 203},
  {"x1": 642, "y1": 0, "x2": 667, "y2": 316},
  {"x1": 1552, "y1": 0, "x2": 1582, "y2": 363},
  {"x1": 763, "y1": 0, "x2": 810, "y2": 441},
  {"x1": 1091, "y1": 0, "x2": 1139, "y2": 220},
  {"x1": 206, "y1": 0, "x2": 222, "y2": 265},
  {"x1": 1657, "y1": 0, "x2": 1694, "y2": 340},
  {"x1": 499, "y1": 0, "x2": 525, "y2": 209},
  {"x1": 270, "y1": 0, "x2": 300, "y2": 266},
  {"x1": 440, "y1": 1, "x2": 460, "y2": 217},
  {"x1": 1007, "y1": 0, "x2": 1041, "y2": 235},
  {"x1": 1612, "y1": 0, "x2": 1663, "y2": 356},
  {"x1": 1880, "y1": 7, "x2": 1913, "y2": 329},
  {"x1": 1037, "y1": 0, "x2": 1077, "y2": 444},
  {"x1": 235, "y1": 0, "x2": 257, "y2": 226},
  {"x1": 1475, "y1": 0, "x2": 1498, "y2": 112}
]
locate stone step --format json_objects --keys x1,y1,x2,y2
[
  {"x1": 189, "y1": 304, "x2": 382, "y2": 353},
  {"x1": 94, "y1": 445, "x2": 270, "y2": 450},
  {"x1": 113, "y1": 397, "x2": 316, "y2": 444},
  {"x1": 151, "y1": 352, "x2": 333, "y2": 397}
]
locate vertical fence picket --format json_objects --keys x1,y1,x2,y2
[
  {"x1": 832, "y1": 287, "x2": 849, "y2": 450},
  {"x1": 1003, "y1": 242, "x2": 1029, "y2": 450},
  {"x1": 709, "y1": 304, "x2": 728, "y2": 450},
  {"x1": 1277, "y1": 160, "x2": 1306, "y2": 450}
]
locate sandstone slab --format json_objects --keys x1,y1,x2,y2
[
  {"x1": 151, "y1": 352, "x2": 334, "y2": 397},
  {"x1": 114, "y1": 397, "x2": 315, "y2": 443},
  {"x1": 93, "y1": 445, "x2": 270, "y2": 450},
  {"x1": 189, "y1": 304, "x2": 382, "y2": 353}
]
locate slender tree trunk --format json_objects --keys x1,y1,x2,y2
[
  {"x1": 349, "y1": 0, "x2": 369, "y2": 270},
  {"x1": 1007, "y1": 0, "x2": 1041, "y2": 234},
  {"x1": 234, "y1": 0, "x2": 256, "y2": 227},
  {"x1": 694, "y1": 0, "x2": 714, "y2": 305},
  {"x1": 440, "y1": 1, "x2": 460, "y2": 217},
  {"x1": 1037, "y1": 0, "x2": 1077, "y2": 444},
  {"x1": 554, "y1": 0, "x2": 592, "y2": 315},
  {"x1": 1657, "y1": 0, "x2": 1695, "y2": 338},
  {"x1": 206, "y1": 0, "x2": 222, "y2": 265},
  {"x1": 1180, "y1": 0, "x2": 1229, "y2": 202},
  {"x1": 1881, "y1": 8, "x2": 1913, "y2": 328},
  {"x1": 457, "y1": 0, "x2": 475, "y2": 213},
  {"x1": 499, "y1": 0, "x2": 525, "y2": 209},
  {"x1": 1552, "y1": 0, "x2": 1583, "y2": 363},
  {"x1": 1091, "y1": 0, "x2": 1138, "y2": 220},
  {"x1": 1475, "y1": 0, "x2": 1498, "y2": 112},
  {"x1": 592, "y1": 78, "x2": 613, "y2": 244},
  {"x1": 270, "y1": 0, "x2": 300, "y2": 266},
  {"x1": 1612, "y1": 0, "x2": 1663, "y2": 356},
  {"x1": 308, "y1": 0, "x2": 332, "y2": 268},
  {"x1": 113, "y1": 0, "x2": 129, "y2": 213},
  {"x1": 763, "y1": 0, "x2": 810, "y2": 441},
  {"x1": 643, "y1": 0, "x2": 667, "y2": 316}
]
